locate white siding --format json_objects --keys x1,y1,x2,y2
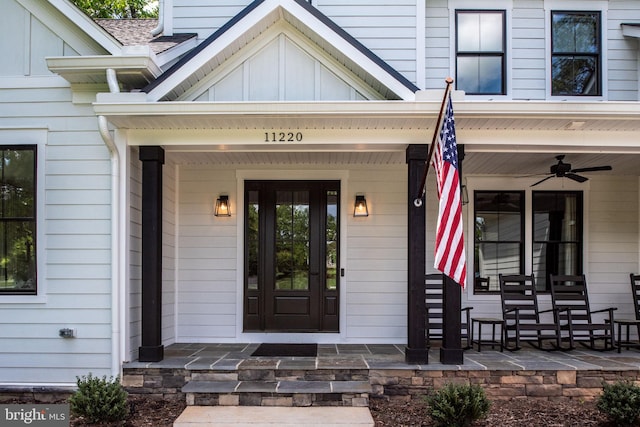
[
  {"x1": 128, "y1": 147, "x2": 142, "y2": 362},
  {"x1": 177, "y1": 166, "x2": 238, "y2": 341},
  {"x1": 424, "y1": 0, "x2": 450, "y2": 90},
  {"x1": 169, "y1": 0, "x2": 640, "y2": 100},
  {"x1": 171, "y1": 0, "x2": 418, "y2": 85},
  {"x1": 163, "y1": 160, "x2": 177, "y2": 345},
  {"x1": 511, "y1": 0, "x2": 546, "y2": 100},
  {"x1": 191, "y1": 33, "x2": 367, "y2": 101},
  {"x1": 586, "y1": 176, "x2": 639, "y2": 319},
  {"x1": 346, "y1": 167, "x2": 408, "y2": 341},
  {"x1": 315, "y1": 0, "x2": 418, "y2": 83},
  {"x1": 608, "y1": 3, "x2": 640, "y2": 101},
  {"x1": 0, "y1": 76, "x2": 112, "y2": 386}
]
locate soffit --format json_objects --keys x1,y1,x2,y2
[{"x1": 165, "y1": 149, "x2": 640, "y2": 176}]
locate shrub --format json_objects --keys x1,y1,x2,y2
[
  {"x1": 69, "y1": 373, "x2": 129, "y2": 424},
  {"x1": 426, "y1": 382, "x2": 491, "y2": 427},
  {"x1": 597, "y1": 380, "x2": 640, "y2": 427}
]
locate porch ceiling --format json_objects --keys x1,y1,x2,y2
[{"x1": 166, "y1": 150, "x2": 640, "y2": 176}]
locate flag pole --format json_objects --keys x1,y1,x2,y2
[{"x1": 413, "y1": 77, "x2": 454, "y2": 207}]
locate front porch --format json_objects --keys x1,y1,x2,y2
[{"x1": 122, "y1": 343, "x2": 640, "y2": 407}]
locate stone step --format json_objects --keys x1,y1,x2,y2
[
  {"x1": 182, "y1": 380, "x2": 371, "y2": 407},
  {"x1": 173, "y1": 406, "x2": 375, "y2": 426},
  {"x1": 183, "y1": 380, "x2": 371, "y2": 394}
]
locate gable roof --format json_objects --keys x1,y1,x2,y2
[{"x1": 143, "y1": 0, "x2": 419, "y2": 101}]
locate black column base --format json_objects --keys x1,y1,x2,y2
[
  {"x1": 440, "y1": 347, "x2": 463, "y2": 364},
  {"x1": 138, "y1": 345, "x2": 164, "y2": 362},
  {"x1": 405, "y1": 346, "x2": 429, "y2": 364}
]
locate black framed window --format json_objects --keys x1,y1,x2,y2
[
  {"x1": 474, "y1": 191, "x2": 524, "y2": 293},
  {"x1": 532, "y1": 191, "x2": 583, "y2": 291},
  {"x1": 551, "y1": 11, "x2": 601, "y2": 96},
  {"x1": 456, "y1": 10, "x2": 506, "y2": 95},
  {"x1": 0, "y1": 146, "x2": 36, "y2": 295}
]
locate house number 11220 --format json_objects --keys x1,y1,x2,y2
[{"x1": 264, "y1": 132, "x2": 303, "y2": 142}]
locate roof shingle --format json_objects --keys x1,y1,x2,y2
[{"x1": 95, "y1": 19, "x2": 196, "y2": 54}]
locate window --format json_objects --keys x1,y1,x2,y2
[
  {"x1": 0, "y1": 146, "x2": 37, "y2": 295},
  {"x1": 532, "y1": 191, "x2": 583, "y2": 291},
  {"x1": 474, "y1": 191, "x2": 524, "y2": 292},
  {"x1": 551, "y1": 11, "x2": 601, "y2": 96},
  {"x1": 456, "y1": 10, "x2": 506, "y2": 95}
]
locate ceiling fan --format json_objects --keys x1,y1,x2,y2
[{"x1": 530, "y1": 155, "x2": 612, "y2": 187}]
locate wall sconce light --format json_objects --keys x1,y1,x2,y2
[
  {"x1": 214, "y1": 195, "x2": 231, "y2": 217},
  {"x1": 461, "y1": 185, "x2": 469, "y2": 205},
  {"x1": 353, "y1": 194, "x2": 368, "y2": 217}
]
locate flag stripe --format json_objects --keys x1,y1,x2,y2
[{"x1": 431, "y1": 96, "x2": 467, "y2": 287}]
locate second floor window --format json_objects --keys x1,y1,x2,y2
[
  {"x1": 456, "y1": 10, "x2": 506, "y2": 95},
  {"x1": 551, "y1": 11, "x2": 601, "y2": 96}
]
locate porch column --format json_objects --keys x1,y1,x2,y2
[
  {"x1": 405, "y1": 144, "x2": 428, "y2": 364},
  {"x1": 138, "y1": 146, "x2": 165, "y2": 362},
  {"x1": 440, "y1": 144, "x2": 465, "y2": 364}
]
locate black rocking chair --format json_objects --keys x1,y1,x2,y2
[
  {"x1": 425, "y1": 273, "x2": 472, "y2": 349},
  {"x1": 549, "y1": 274, "x2": 616, "y2": 351},
  {"x1": 499, "y1": 274, "x2": 564, "y2": 350}
]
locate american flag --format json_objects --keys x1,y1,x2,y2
[{"x1": 431, "y1": 96, "x2": 467, "y2": 287}]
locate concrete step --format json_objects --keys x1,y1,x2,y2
[{"x1": 173, "y1": 406, "x2": 375, "y2": 426}]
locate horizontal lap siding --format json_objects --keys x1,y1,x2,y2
[
  {"x1": 317, "y1": 0, "x2": 417, "y2": 84},
  {"x1": 163, "y1": 161, "x2": 177, "y2": 346},
  {"x1": 128, "y1": 147, "x2": 142, "y2": 361},
  {"x1": 172, "y1": 1, "x2": 249, "y2": 40},
  {"x1": 587, "y1": 176, "x2": 639, "y2": 318},
  {"x1": 512, "y1": 4, "x2": 546, "y2": 100},
  {"x1": 0, "y1": 85, "x2": 113, "y2": 383},
  {"x1": 177, "y1": 166, "x2": 238, "y2": 340},
  {"x1": 346, "y1": 167, "x2": 407, "y2": 342},
  {"x1": 608, "y1": 5, "x2": 640, "y2": 101},
  {"x1": 424, "y1": 0, "x2": 449, "y2": 89}
]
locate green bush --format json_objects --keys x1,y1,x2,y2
[
  {"x1": 426, "y1": 383, "x2": 491, "y2": 427},
  {"x1": 69, "y1": 373, "x2": 129, "y2": 424},
  {"x1": 597, "y1": 380, "x2": 640, "y2": 427}
]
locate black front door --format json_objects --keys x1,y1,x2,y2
[{"x1": 244, "y1": 181, "x2": 339, "y2": 332}]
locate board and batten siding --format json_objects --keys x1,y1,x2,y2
[{"x1": 170, "y1": 0, "x2": 419, "y2": 85}]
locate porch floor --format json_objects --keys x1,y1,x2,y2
[{"x1": 123, "y1": 343, "x2": 640, "y2": 372}]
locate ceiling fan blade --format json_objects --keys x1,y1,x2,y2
[
  {"x1": 565, "y1": 173, "x2": 588, "y2": 183},
  {"x1": 530, "y1": 175, "x2": 554, "y2": 187},
  {"x1": 570, "y1": 165, "x2": 612, "y2": 173}
]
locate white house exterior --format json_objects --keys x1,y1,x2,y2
[{"x1": 0, "y1": 0, "x2": 639, "y2": 387}]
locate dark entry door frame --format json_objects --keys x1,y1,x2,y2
[{"x1": 243, "y1": 180, "x2": 340, "y2": 332}]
